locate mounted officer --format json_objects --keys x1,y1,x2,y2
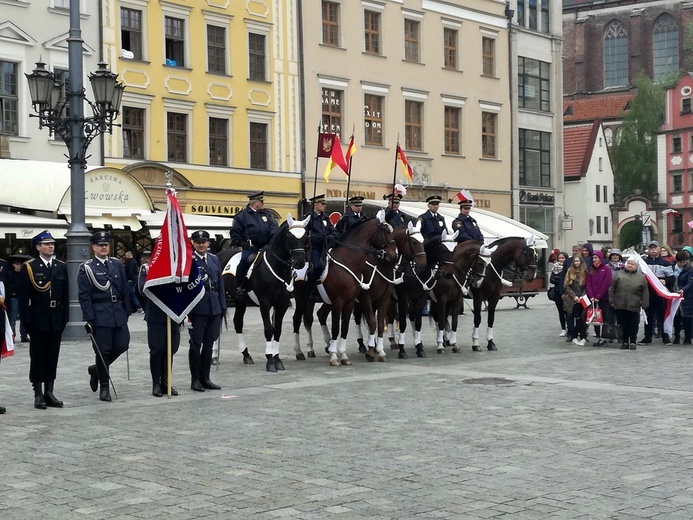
[
  {"x1": 188, "y1": 230, "x2": 225, "y2": 392},
  {"x1": 17, "y1": 230, "x2": 69, "y2": 409},
  {"x1": 385, "y1": 192, "x2": 406, "y2": 228},
  {"x1": 77, "y1": 231, "x2": 131, "y2": 403},
  {"x1": 452, "y1": 193, "x2": 484, "y2": 243},
  {"x1": 336, "y1": 196, "x2": 367, "y2": 234},
  {"x1": 231, "y1": 191, "x2": 278, "y2": 298},
  {"x1": 305, "y1": 194, "x2": 338, "y2": 299},
  {"x1": 418, "y1": 195, "x2": 448, "y2": 240}
]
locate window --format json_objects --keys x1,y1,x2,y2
[
  {"x1": 121, "y1": 7, "x2": 143, "y2": 60},
  {"x1": 207, "y1": 25, "x2": 226, "y2": 75},
  {"x1": 404, "y1": 19, "x2": 420, "y2": 62},
  {"x1": 541, "y1": 0, "x2": 550, "y2": 33},
  {"x1": 0, "y1": 61, "x2": 18, "y2": 136},
  {"x1": 364, "y1": 94, "x2": 383, "y2": 146},
  {"x1": 673, "y1": 135, "x2": 682, "y2": 153},
  {"x1": 482, "y1": 37, "x2": 495, "y2": 77},
  {"x1": 249, "y1": 122, "x2": 268, "y2": 169},
  {"x1": 604, "y1": 21, "x2": 628, "y2": 88},
  {"x1": 443, "y1": 28, "x2": 458, "y2": 70},
  {"x1": 364, "y1": 10, "x2": 381, "y2": 55},
  {"x1": 405, "y1": 100, "x2": 422, "y2": 151},
  {"x1": 482, "y1": 112, "x2": 497, "y2": 159},
  {"x1": 165, "y1": 16, "x2": 185, "y2": 67},
  {"x1": 321, "y1": 88, "x2": 342, "y2": 134},
  {"x1": 519, "y1": 129, "x2": 551, "y2": 186},
  {"x1": 683, "y1": 98, "x2": 692, "y2": 114},
  {"x1": 673, "y1": 214, "x2": 684, "y2": 233},
  {"x1": 599, "y1": 157, "x2": 603, "y2": 171},
  {"x1": 248, "y1": 33, "x2": 266, "y2": 81},
  {"x1": 209, "y1": 117, "x2": 228, "y2": 166},
  {"x1": 519, "y1": 206, "x2": 554, "y2": 233},
  {"x1": 603, "y1": 185, "x2": 608, "y2": 203},
  {"x1": 596, "y1": 185, "x2": 601, "y2": 202},
  {"x1": 673, "y1": 173, "x2": 682, "y2": 192},
  {"x1": 322, "y1": 1, "x2": 339, "y2": 47},
  {"x1": 528, "y1": 0, "x2": 537, "y2": 31},
  {"x1": 167, "y1": 112, "x2": 187, "y2": 162},
  {"x1": 54, "y1": 0, "x2": 69, "y2": 8},
  {"x1": 653, "y1": 14, "x2": 679, "y2": 81},
  {"x1": 518, "y1": 57, "x2": 550, "y2": 112},
  {"x1": 122, "y1": 107, "x2": 144, "y2": 159},
  {"x1": 517, "y1": 0, "x2": 525, "y2": 27},
  {"x1": 596, "y1": 216, "x2": 602, "y2": 234},
  {"x1": 444, "y1": 106, "x2": 460, "y2": 154},
  {"x1": 604, "y1": 216, "x2": 609, "y2": 233}
]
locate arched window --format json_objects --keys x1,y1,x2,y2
[
  {"x1": 653, "y1": 14, "x2": 679, "y2": 81},
  {"x1": 604, "y1": 21, "x2": 628, "y2": 88}
]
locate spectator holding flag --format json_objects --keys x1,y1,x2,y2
[
  {"x1": 640, "y1": 240, "x2": 675, "y2": 345},
  {"x1": 563, "y1": 255, "x2": 588, "y2": 346},
  {"x1": 609, "y1": 255, "x2": 649, "y2": 350}
]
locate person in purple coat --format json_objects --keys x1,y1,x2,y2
[{"x1": 586, "y1": 250, "x2": 613, "y2": 346}]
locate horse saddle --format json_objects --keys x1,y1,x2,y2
[{"x1": 223, "y1": 252, "x2": 260, "y2": 278}]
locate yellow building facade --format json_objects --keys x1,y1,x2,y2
[{"x1": 101, "y1": 0, "x2": 302, "y2": 220}]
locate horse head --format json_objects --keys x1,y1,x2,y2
[
  {"x1": 488, "y1": 236, "x2": 538, "y2": 283},
  {"x1": 374, "y1": 209, "x2": 397, "y2": 263},
  {"x1": 284, "y1": 213, "x2": 310, "y2": 270},
  {"x1": 405, "y1": 220, "x2": 427, "y2": 273},
  {"x1": 451, "y1": 240, "x2": 486, "y2": 287},
  {"x1": 439, "y1": 230, "x2": 459, "y2": 279}
]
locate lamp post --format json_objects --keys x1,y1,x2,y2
[{"x1": 25, "y1": 0, "x2": 124, "y2": 339}]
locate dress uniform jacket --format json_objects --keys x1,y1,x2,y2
[
  {"x1": 336, "y1": 210, "x2": 366, "y2": 234},
  {"x1": 77, "y1": 257, "x2": 130, "y2": 327},
  {"x1": 452, "y1": 214, "x2": 484, "y2": 243},
  {"x1": 306, "y1": 211, "x2": 338, "y2": 251},
  {"x1": 190, "y1": 253, "x2": 226, "y2": 316},
  {"x1": 18, "y1": 258, "x2": 69, "y2": 332},
  {"x1": 231, "y1": 205, "x2": 278, "y2": 250},
  {"x1": 385, "y1": 208, "x2": 407, "y2": 228},
  {"x1": 418, "y1": 211, "x2": 448, "y2": 240}
]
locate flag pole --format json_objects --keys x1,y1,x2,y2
[
  {"x1": 165, "y1": 171, "x2": 173, "y2": 398},
  {"x1": 344, "y1": 125, "x2": 355, "y2": 212},
  {"x1": 391, "y1": 135, "x2": 400, "y2": 198},
  {"x1": 312, "y1": 122, "x2": 321, "y2": 202}
]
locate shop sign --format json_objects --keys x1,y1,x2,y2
[
  {"x1": 188, "y1": 204, "x2": 243, "y2": 215},
  {"x1": 519, "y1": 190, "x2": 554, "y2": 205}
]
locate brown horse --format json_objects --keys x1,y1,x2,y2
[
  {"x1": 292, "y1": 211, "x2": 395, "y2": 366},
  {"x1": 356, "y1": 221, "x2": 427, "y2": 362},
  {"x1": 471, "y1": 236, "x2": 538, "y2": 351}
]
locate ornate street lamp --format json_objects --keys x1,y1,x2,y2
[{"x1": 25, "y1": 0, "x2": 124, "y2": 338}]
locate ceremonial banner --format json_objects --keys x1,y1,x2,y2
[
  {"x1": 317, "y1": 132, "x2": 336, "y2": 158},
  {"x1": 143, "y1": 191, "x2": 205, "y2": 322},
  {"x1": 344, "y1": 134, "x2": 355, "y2": 173},
  {"x1": 323, "y1": 134, "x2": 348, "y2": 182},
  {"x1": 396, "y1": 145, "x2": 414, "y2": 182}
]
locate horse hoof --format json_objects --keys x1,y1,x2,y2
[
  {"x1": 358, "y1": 344, "x2": 367, "y2": 353},
  {"x1": 329, "y1": 358, "x2": 340, "y2": 367},
  {"x1": 307, "y1": 351, "x2": 316, "y2": 358},
  {"x1": 436, "y1": 348, "x2": 445, "y2": 354},
  {"x1": 296, "y1": 353, "x2": 306, "y2": 361},
  {"x1": 266, "y1": 361, "x2": 277, "y2": 373},
  {"x1": 389, "y1": 339, "x2": 398, "y2": 349},
  {"x1": 471, "y1": 345, "x2": 481, "y2": 352},
  {"x1": 340, "y1": 359, "x2": 352, "y2": 366},
  {"x1": 398, "y1": 351, "x2": 408, "y2": 359},
  {"x1": 274, "y1": 357, "x2": 285, "y2": 371},
  {"x1": 365, "y1": 354, "x2": 374, "y2": 362},
  {"x1": 324, "y1": 346, "x2": 330, "y2": 354},
  {"x1": 452, "y1": 346, "x2": 460, "y2": 353},
  {"x1": 378, "y1": 355, "x2": 386, "y2": 362},
  {"x1": 487, "y1": 341, "x2": 497, "y2": 351},
  {"x1": 243, "y1": 356, "x2": 255, "y2": 365},
  {"x1": 416, "y1": 350, "x2": 426, "y2": 358}
]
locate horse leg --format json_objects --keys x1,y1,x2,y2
[
  {"x1": 435, "y1": 297, "x2": 447, "y2": 354},
  {"x1": 338, "y1": 302, "x2": 354, "y2": 365},
  {"x1": 410, "y1": 297, "x2": 427, "y2": 358},
  {"x1": 387, "y1": 297, "x2": 398, "y2": 349},
  {"x1": 360, "y1": 296, "x2": 378, "y2": 362},
  {"x1": 471, "y1": 295, "x2": 483, "y2": 352},
  {"x1": 450, "y1": 301, "x2": 461, "y2": 353},
  {"x1": 292, "y1": 296, "x2": 306, "y2": 361},
  {"x1": 353, "y1": 304, "x2": 367, "y2": 353},
  {"x1": 397, "y1": 296, "x2": 409, "y2": 357},
  {"x1": 376, "y1": 303, "x2": 388, "y2": 362},
  {"x1": 259, "y1": 304, "x2": 276, "y2": 373},
  {"x1": 303, "y1": 302, "x2": 316, "y2": 358},
  {"x1": 272, "y1": 301, "x2": 290, "y2": 370},
  {"x1": 318, "y1": 303, "x2": 331, "y2": 353},
  {"x1": 328, "y1": 303, "x2": 341, "y2": 366},
  {"x1": 486, "y1": 296, "x2": 499, "y2": 351},
  {"x1": 233, "y1": 302, "x2": 254, "y2": 365}
]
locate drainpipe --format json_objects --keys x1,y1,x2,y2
[{"x1": 297, "y1": 0, "x2": 307, "y2": 202}]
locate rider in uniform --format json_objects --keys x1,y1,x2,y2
[
  {"x1": 385, "y1": 193, "x2": 406, "y2": 228},
  {"x1": 336, "y1": 196, "x2": 367, "y2": 234},
  {"x1": 452, "y1": 194, "x2": 484, "y2": 243},
  {"x1": 418, "y1": 195, "x2": 448, "y2": 240},
  {"x1": 188, "y1": 230, "x2": 225, "y2": 392},
  {"x1": 17, "y1": 231, "x2": 69, "y2": 409},
  {"x1": 231, "y1": 191, "x2": 278, "y2": 298},
  {"x1": 78, "y1": 231, "x2": 131, "y2": 402},
  {"x1": 305, "y1": 194, "x2": 338, "y2": 298}
]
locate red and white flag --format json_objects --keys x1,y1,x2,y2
[
  {"x1": 578, "y1": 294, "x2": 591, "y2": 309},
  {"x1": 635, "y1": 255, "x2": 682, "y2": 335},
  {"x1": 143, "y1": 191, "x2": 205, "y2": 323}
]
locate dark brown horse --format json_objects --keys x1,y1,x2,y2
[
  {"x1": 471, "y1": 236, "x2": 538, "y2": 351},
  {"x1": 292, "y1": 211, "x2": 395, "y2": 366},
  {"x1": 356, "y1": 221, "x2": 427, "y2": 362},
  {"x1": 431, "y1": 233, "x2": 487, "y2": 353}
]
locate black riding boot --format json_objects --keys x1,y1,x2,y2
[
  {"x1": 150, "y1": 355, "x2": 163, "y2": 397},
  {"x1": 159, "y1": 355, "x2": 178, "y2": 396},
  {"x1": 33, "y1": 382, "x2": 46, "y2": 409},
  {"x1": 200, "y1": 349, "x2": 221, "y2": 389},
  {"x1": 87, "y1": 364, "x2": 98, "y2": 392},
  {"x1": 96, "y1": 353, "x2": 112, "y2": 402},
  {"x1": 189, "y1": 343, "x2": 205, "y2": 392},
  {"x1": 43, "y1": 381, "x2": 63, "y2": 408}
]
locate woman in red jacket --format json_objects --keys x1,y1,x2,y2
[{"x1": 586, "y1": 250, "x2": 613, "y2": 346}]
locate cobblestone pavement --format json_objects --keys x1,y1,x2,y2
[{"x1": 2, "y1": 297, "x2": 693, "y2": 519}]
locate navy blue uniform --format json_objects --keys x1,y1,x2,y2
[
  {"x1": 18, "y1": 258, "x2": 69, "y2": 384},
  {"x1": 385, "y1": 208, "x2": 407, "y2": 228},
  {"x1": 306, "y1": 211, "x2": 338, "y2": 273},
  {"x1": 418, "y1": 210, "x2": 448, "y2": 240},
  {"x1": 232, "y1": 205, "x2": 278, "y2": 285},
  {"x1": 452, "y1": 213, "x2": 484, "y2": 243},
  {"x1": 336, "y1": 209, "x2": 366, "y2": 234}
]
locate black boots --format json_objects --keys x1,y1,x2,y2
[
  {"x1": 200, "y1": 349, "x2": 221, "y2": 390},
  {"x1": 88, "y1": 365, "x2": 98, "y2": 392},
  {"x1": 96, "y1": 353, "x2": 112, "y2": 402},
  {"x1": 43, "y1": 381, "x2": 63, "y2": 408},
  {"x1": 189, "y1": 345, "x2": 205, "y2": 392},
  {"x1": 33, "y1": 382, "x2": 46, "y2": 410}
]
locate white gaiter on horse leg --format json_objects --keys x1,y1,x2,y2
[
  {"x1": 338, "y1": 337, "x2": 348, "y2": 355},
  {"x1": 293, "y1": 332, "x2": 301, "y2": 354},
  {"x1": 376, "y1": 337, "x2": 385, "y2": 355},
  {"x1": 265, "y1": 341, "x2": 272, "y2": 356},
  {"x1": 397, "y1": 330, "x2": 406, "y2": 346},
  {"x1": 328, "y1": 339, "x2": 337, "y2": 354},
  {"x1": 368, "y1": 334, "x2": 376, "y2": 348},
  {"x1": 486, "y1": 327, "x2": 494, "y2": 342},
  {"x1": 237, "y1": 333, "x2": 247, "y2": 352},
  {"x1": 450, "y1": 330, "x2": 457, "y2": 346},
  {"x1": 388, "y1": 322, "x2": 395, "y2": 342},
  {"x1": 472, "y1": 327, "x2": 480, "y2": 347},
  {"x1": 436, "y1": 329, "x2": 444, "y2": 349},
  {"x1": 272, "y1": 339, "x2": 280, "y2": 356}
]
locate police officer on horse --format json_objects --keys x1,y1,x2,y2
[
  {"x1": 305, "y1": 194, "x2": 338, "y2": 298},
  {"x1": 385, "y1": 192, "x2": 406, "y2": 228},
  {"x1": 232, "y1": 191, "x2": 278, "y2": 298},
  {"x1": 336, "y1": 196, "x2": 367, "y2": 234},
  {"x1": 452, "y1": 193, "x2": 484, "y2": 243}
]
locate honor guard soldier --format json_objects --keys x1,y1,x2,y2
[
  {"x1": 385, "y1": 193, "x2": 406, "y2": 228},
  {"x1": 78, "y1": 231, "x2": 131, "y2": 402},
  {"x1": 231, "y1": 191, "x2": 278, "y2": 298},
  {"x1": 138, "y1": 251, "x2": 179, "y2": 397},
  {"x1": 418, "y1": 195, "x2": 448, "y2": 240},
  {"x1": 452, "y1": 194, "x2": 484, "y2": 243},
  {"x1": 188, "y1": 230, "x2": 225, "y2": 392},
  {"x1": 336, "y1": 196, "x2": 367, "y2": 233},
  {"x1": 18, "y1": 231, "x2": 69, "y2": 409},
  {"x1": 305, "y1": 194, "x2": 338, "y2": 293}
]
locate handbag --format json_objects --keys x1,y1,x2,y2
[
  {"x1": 547, "y1": 287, "x2": 555, "y2": 301},
  {"x1": 601, "y1": 323, "x2": 623, "y2": 340},
  {"x1": 585, "y1": 304, "x2": 604, "y2": 326}
]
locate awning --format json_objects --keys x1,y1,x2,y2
[
  {"x1": 63, "y1": 214, "x2": 144, "y2": 231},
  {"x1": 0, "y1": 212, "x2": 69, "y2": 239},
  {"x1": 140, "y1": 211, "x2": 232, "y2": 239},
  {"x1": 361, "y1": 199, "x2": 550, "y2": 249}
]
